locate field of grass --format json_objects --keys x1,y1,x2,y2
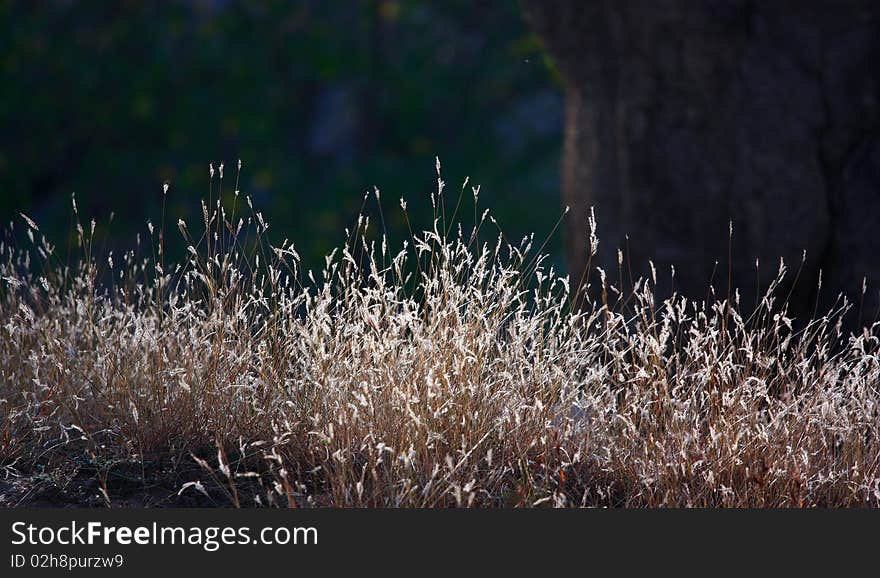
[{"x1": 2, "y1": 165, "x2": 879, "y2": 507}]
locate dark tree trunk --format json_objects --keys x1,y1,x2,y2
[{"x1": 523, "y1": 1, "x2": 880, "y2": 323}]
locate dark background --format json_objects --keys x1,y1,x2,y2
[{"x1": 1, "y1": 0, "x2": 564, "y2": 270}]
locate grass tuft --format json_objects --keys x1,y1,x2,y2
[{"x1": 1, "y1": 167, "x2": 879, "y2": 507}]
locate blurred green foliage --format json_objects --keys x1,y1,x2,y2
[{"x1": 0, "y1": 0, "x2": 562, "y2": 269}]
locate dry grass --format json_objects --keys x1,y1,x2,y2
[{"x1": 2, "y1": 163, "x2": 879, "y2": 507}]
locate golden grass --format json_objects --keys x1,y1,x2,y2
[{"x1": 1, "y1": 165, "x2": 878, "y2": 507}]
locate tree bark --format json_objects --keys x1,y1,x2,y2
[{"x1": 523, "y1": 0, "x2": 880, "y2": 322}]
